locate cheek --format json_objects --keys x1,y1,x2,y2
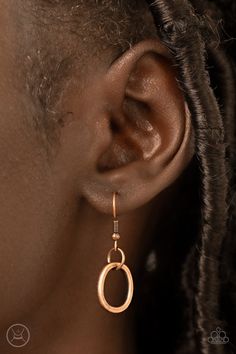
[
  {"x1": 0, "y1": 28, "x2": 83, "y2": 326},
  {"x1": 0, "y1": 116, "x2": 77, "y2": 326}
]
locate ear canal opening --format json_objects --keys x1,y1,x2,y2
[{"x1": 110, "y1": 117, "x2": 121, "y2": 134}]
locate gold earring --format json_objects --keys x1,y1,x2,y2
[{"x1": 97, "y1": 192, "x2": 134, "y2": 313}]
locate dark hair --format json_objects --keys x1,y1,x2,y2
[{"x1": 135, "y1": 0, "x2": 236, "y2": 353}]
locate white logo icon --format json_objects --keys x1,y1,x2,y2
[
  {"x1": 208, "y1": 327, "x2": 229, "y2": 345},
  {"x1": 6, "y1": 323, "x2": 30, "y2": 348}
]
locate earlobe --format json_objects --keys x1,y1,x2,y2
[{"x1": 81, "y1": 39, "x2": 194, "y2": 214}]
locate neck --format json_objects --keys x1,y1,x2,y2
[{"x1": 16, "y1": 198, "x2": 156, "y2": 354}]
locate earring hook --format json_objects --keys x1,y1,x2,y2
[{"x1": 112, "y1": 192, "x2": 117, "y2": 219}]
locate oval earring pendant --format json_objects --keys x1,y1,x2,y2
[{"x1": 97, "y1": 261, "x2": 134, "y2": 314}]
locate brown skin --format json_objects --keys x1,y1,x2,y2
[{"x1": 0, "y1": 3, "x2": 194, "y2": 354}]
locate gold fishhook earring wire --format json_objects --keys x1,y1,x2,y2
[{"x1": 97, "y1": 192, "x2": 134, "y2": 313}]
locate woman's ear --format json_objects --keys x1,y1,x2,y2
[{"x1": 81, "y1": 39, "x2": 194, "y2": 214}]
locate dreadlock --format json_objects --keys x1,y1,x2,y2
[{"x1": 143, "y1": 0, "x2": 236, "y2": 353}]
